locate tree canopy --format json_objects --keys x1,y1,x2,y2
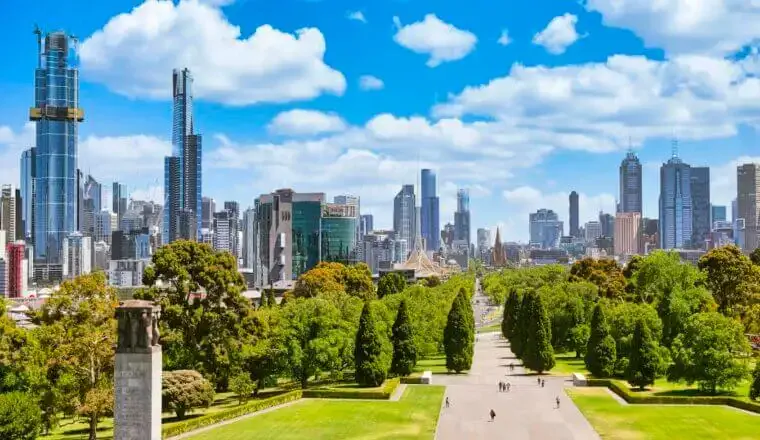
[{"x1": 443, "y1": 290, "x2": 474, "y2": 373}]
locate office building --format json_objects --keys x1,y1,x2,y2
[
  {"x1": 599, "y1": 212, "x2": 615, "y2": 237},
  {"x1": 0, "y1": 185, "x2": 16, "y2": 244},
  {"x1": 454, "y1": 189, "x2": 471, "y2": 250},
  {"x1": 213, "y1": 210, "x2": 233, "y2": 253},
  {"x1": 393, "y1": 185, "x2": 416, "y2": 255},
  {"x1": 108, "y1": 259, "x2": 148, "y2": 287},
  {"x1": 112, "y1": 182, "x2": 128, "y2": 226},
  {"x1": 81, "y1": 175, "x2": 102, "y2": 237},
  {"x1": 321, "y1": 203, "x2": 358, "y2": 264},
  {"x1": 242, "y1": 207, "x2": 256, "y2": 269},
  {"x1": 476, "y1": 228, "x2": 491, "y2": 263},
  {"x1": 360, "y1": 214, "x2": 373, "y2": 237},
  {"x1": 201, "y1": 197, "x2": 215, "y2": 229},
  {"x1": 93, "y1": 241, "x2": 109, "y2": 271},
  {"x1": 614, "y1": 212, "x2": 641, "y2": 256},
  {"x1": 94, "y1": 210, "x2": 117, "y2": 245},
  {"x1": 619, "y1": 150, "x2": 643, "y2": 213},
  {"x1": 659, "y1": 150, "x2": 692, "y2": 250},
  {"x1": 529, "y1": 209, "x2": 563, "y2": 249},
  {"x1": 420, "y1": 169, "x2": 440, "y2": 251},
  {"x1": 163, "y1": 68, "x2": 202, "y2": 244},
  {"x1": 0, "y1": 259, "x2": 5, "y2": 297},
  {"x1": 19, "y1": 148, "x2": 35, "y2": 241},
  {"x1": 221, "y1": 201, "x2": 240, "y2": 256},
  {"x1": 711, "y1": 205, "x2": 727, "y2": 225},
  {"x1": 737, "y1": 163, "x2": 760, "y2": 251},
  {"x1": 690, "y1": 167, "x2": 710, "y2": 249},
  {"x1": 111, "y1": 229, "x2": 151, "y2": 260},
  {"x1": 30, "y1": 31, "x2": 82, "y2": 279},
  {"x1": 584, "y1": 221, "x2": 602, "y2": 242},
  {"x1": 62, "y1": 232, "x2": 92, "y2": 279},
  {"x1": 6, "y1": 242, "x2": 25, "y2": 298},
  {"x1": 361, "y1": 230, "x2": 396, "y2": 274},
  {"x1": 569, "y1": 191, "x2": 579, "y2": 237}
]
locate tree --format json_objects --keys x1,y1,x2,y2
[
  {"x1": 267, "y1": 287, "x2": 277, "y2": 307},
  {"x1": 512, "y1": 292, "x2": 533, "y2": 358},
  {"x1": 698, "y1": 245, "x2": 760, "y2": 316},
  {"x1": 390, "y1": 299, "x2": 417, "y2": 377},
  {"x1": 378, "y1": 272, "x2": 406, "y2": 299},
  {"x1": 502, "y1": 289, "x2": 519, "y2": 340},
  {"x1": 229, "y1": 373, "x2": 255, "y2": 404},
  {"x1": 138, "y1": 240, "x2": 251, "y2": 390},
  {"x1": 444, "y1": 290, "x2": 474, "y2": 373},
  {"x1": 668, "y1": 312, "x2": 750, "y2": 394},
  {"x1": 0, "y1": 299, "x2": 27, "y2": 392},
  {"x1": 354, "y1": 302, "x2": 388, "y2": 386},
  {"x1": 293, "y1": 262, "x2": 375, "y2": 300},
  {"x1": 240, "y1": 307, "x2": 285, "y2": 396},
  {"x1": 0, "y1": 392, "x2": 42, "y2": 440},
  {"x1": 585, "y1": 304, "x2": 617, "y2": 377},
  {"x1": 426, "y1": 276, "x2": 441, "y2": 287},
  {"x1": 750, "y1": 361, "x2": 760, "y2": 401},
  {"x1": 625, "y1": 320, "x2": 662, "y2": 390},
  {"x1": 751, "y1": 247, "x2": 760, "y2": 266},
  {"x1": 523, "y1": 294, "x2": 555, "y2": 373},
  {"x1": 162, "y1": 370, "x2": 214, "y2": 419},
  {"x1": 658, "y1": 285, "x2": 714, "y2": 347},
  {"x1": 569, "y1": 258, "x2": 625, "y2": 298},
  {"x1": 630, "y1": 251, "x2": 703, "y2": 304},
  {"x1": 568, "y1": 324, "x2": 590, "y2": 359},
  {"x1": 35, "y1": 273, "x2": 117, "y2": 440}
]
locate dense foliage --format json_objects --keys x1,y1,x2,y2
[
  {"x1": 443, "y1": 289, "x2": 474, "y2": 373},
  {"x1": 522, "y1": 293, "x2": 555, "y2": 373},
  {"x1": 390, "y1": 300, "x2": 417, "y2": 377},
  {"x1": 0, "y1": 392, "x2": 42, "y2": 440},
  {"x1": 354, "y1": 302, "x2": 388, "y2": 387},
  {"x1": 162, "y1": 370, "x2": 215, "y2": 419},
  {"x1": 585, "y1": 304, "x2": 617, "y2": 377},
  {"x1": 625, "y1": 320, "x2": 663, "y2": 390},
  {"x1": 750, "y1": 362, "x2": 760, "y2": 401},
  {"x1": 378, "y1": 272, "x2": 406, "y2": 298}
]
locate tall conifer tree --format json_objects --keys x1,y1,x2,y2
[
  {"x1": 390, "y1": 299, "x2": 417, "y2": 376},
  {"x1": 354, "y1": 302, "x2": 387, "y2": 387},
  {"x1": 444, "y1": 290, "x2": 474, "y2": 373}
]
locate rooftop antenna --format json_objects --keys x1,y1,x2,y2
[
  {"x1": 33, "y1": 24, "x2": 42, "y2": 68},
  {"x1": 671, "y1": 138, "x2": 679, "y2": 159},
  {"x1": 627, "y1": 135, "x2": 633, "y2": 153}
]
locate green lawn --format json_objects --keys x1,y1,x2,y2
[
  {"x1": 569, "y1": 387, "x2": 760, "y2": 440},
  {"x1": 622, "y1": 377, "x2": 753, "y2": 402},
  {"x1": 478, "y1": 322, "x2": 501, "y2": 333},
  {"x1": 414, "y1": 355, "x2": 451, "y2": 374},
  {"x1": 187, "y1": 385, "x2": 445, "y2": 440}
]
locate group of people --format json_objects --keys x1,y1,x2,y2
[{"x1": 498, "y1": 381, "x2": 511, "y2": 392}]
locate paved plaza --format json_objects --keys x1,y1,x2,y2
[{"x1": 434, "y1": 284, "x2": 600, "y2": 440}]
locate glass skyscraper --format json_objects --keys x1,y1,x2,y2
[
  {"x1": 163, "y1": 68, "x2": 202, "y2": 244},
  {"x1": 454, "y1": 188, "x2": 471, "y2": 246},
  {"x1": 619, "y1": 150, "x2": 643, "y2": 214},
  {"x1": 393, "y1": 185, "x2": 416, "y2": 253},
  {"x1": 690, "y1": 167, "x2": 710, "y2": 249},
  {"x1": 20, "y1": 148, "x2": 35, "y2": 240},
  {"x1": 420, "y1": 169, "x2": 440, "y2": 251},
  {"x1": 30, "y1": 31, "x2": 82, "y2": 273},
  {"x1": 659, "y1": 152, "x2": 692, "y2": 250}
]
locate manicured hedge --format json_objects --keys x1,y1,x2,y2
[
  {"x1": 585, "y1": 379, "x2": 760, "y2": 413},
  {"x1": 400, "y1": 375, "x2": 424, "y2": 385},
  {"x1": 302, "y1": 378, "x2": 401, "y2": 400},
  {"x1": 162, "y1": 390, "x2": 302, "y2": 438}
]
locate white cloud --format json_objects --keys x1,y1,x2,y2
[
  {"x1": 434, "y1": 54, "x2": 760, "y2": 148},
  {"x1": 585, "y1": 0, "x2": 760, "y2": 55},
  {"x1": 79, "y1": 0, "x2": 346, "y2": 105},
  {"x1": 711, "y1": 156, "x2": 760, "y2": 209},
  {"x1": 198, "y1": 0, "x2": 235, "y2": 6},
  {"x1": 267, "y1": 109, "x2": 348, "y2": 136},
  {"x1": 0, "y1": 123, "x2": 34, "y2": 188},
  {"x1": 502, "y1": 186, "x2": 616, "y2": 241},
  {"x1": 130, "y1": 185, "x2": 163, "y2": 203},
  {"x1": 497, "y1": 29, "x2": 512, "y2": 46},
  {"x1": 347, "y1": 11, "x2": 367, "y2": 23},
  {"x1": 533, "y1": 13, "x2": 580, "y2": 54},
  {"x1": 359, "y1": 75, "x2": 385, "y2": 91},
  {"x1": 79, "y1": 134, "x2": 171, "y2": 184},
  {"x1": 392, "y1": 14, "x2": 477, "y2": 67}
]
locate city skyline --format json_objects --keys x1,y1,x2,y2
[{"x1": 2, "y1": 1, "x2": 760, "y2": 243}]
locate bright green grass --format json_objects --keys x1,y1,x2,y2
[
  {"x1": 414, "y1": 355, "x2": 451, "y2": 374},
  {"x1": 521, "y1": 352, "x2": 589, "y2": 377},
  {"x1": 478, "y1": 322, "x2": 501, "y2": 333},
  {"x1": 187, "y1": 386, "x2": 445, "y2": 440},
  {"x1": 569, "y1": 387, "x2": 760, "y2": 440},
  {"x1": 623, "y1": 377, "x2": 752, "y2": 401}
]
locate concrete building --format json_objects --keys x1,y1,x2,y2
[
  {"x1": 6, "y1": 242, "x2": 25, "y2": 298},
  {"x1": 361, "y1": 230, "x2": 396, "y2": 274},
  {"x1": 108, "y1": 259, "x2": 148, "y2": 287},
  {"x1": 737, "y1": 163, "x2": 760, "y2": 251},
  {"x1": 569, "y1": 191, "x2": 579, "y2": 238},
  {"x1": 213, "y1": 210, "x2": 233, "y2": 253},
  {"x1": 62, "y1": 232, "x2": 92, "y2": 279},
  {"x1": 242, "y1": 207, "x2": 256, "y2": 269},
  {"x1": 201, "y1": 197, "x2": 215, "y2": 230},
  {"x1": 360, "y1": 214, "x2": 373, "y2": 238},
  {"x1": 711, "y1": 205, "x2": 727, "y2": 225},
  {"x1": 112, "y1": 182, "x2": 128, "y2": 227},
  {"x1": 477, "y1": 228, "x2": 491, "y2": 262},
  {"x1": 1, "y1": 185, "x2": 17, "y2": 245},
  {"x1": 584, "y1": 221, "x2": 602, "y2": 242},
  {"x1": 94, "y1": 210, "x2": 117, "y2": 245},
  {"x1": 614, "y1": 212, "x2": 641, "y2": 256},
  {"x1": 529, "y1": 209, "x2": 563, "y2": 249},
  {"x1": 599, "y1": 212, "x2": 615, "y2": 238},
  {"x1": 93, "y1": 241, "x2": 109, "y2": 271}
]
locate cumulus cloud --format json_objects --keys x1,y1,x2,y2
[
  {"x1": 434, "y1": 54, "x2": 760, "y2": 148},
  {"x1": 497, "y1": 29, "x2": 512, "y2": 46},
  {"x1": 79, "y1": 0, "x2": 346, "y2": 105},
  {"x1": 347, "y1": 11, "x2": 367, "y2": 23},
  {"x1": 359, "y1": 75, "x2": 385, "y2": 91},
  {"x1": 710, "y1": 155, "x2": 760, "y2": 210},
  {"x1": 585, "y1": 0, "x2": 760, "y2": 55},
  {"x1": 267, "y1": 109, "x2": 348, "y2": 136},
  {"x1": 392, "y1": 14, "x2": 477, "y2": 67},
  {"x1": 533, "y1": 13, "x2": 580, "y2": 54},
  {"x1": 0, "y1": 123, "x2": 34, "y2": 188}
]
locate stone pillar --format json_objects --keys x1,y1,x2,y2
[{"x1": 114, "y1": 300, "x2": 162, "y2": 440}]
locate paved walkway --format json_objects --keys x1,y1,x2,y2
[{"x1": 434, "y1": 280, "x2": 600, "y2": 440}]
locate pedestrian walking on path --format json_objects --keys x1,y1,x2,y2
[
  {"x1": 555, "y1": 396, "x2": 560, "y2": 409},
  {"x1": 541, "y1": 379, "x2": 545, "y2": 388},
  {"x1": 506, "y1": 382, "x2": 511, "y2": 392},
  {"x1": 446, "y1": 397, "x2": 450, "y2": 408},
  {"x1": 537, "y1": 377, "x2": 541, "y2": 386},
  {"x1": 489, "y1": 409, "x2": 496, "y2": 422}
]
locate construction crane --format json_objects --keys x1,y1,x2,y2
[{"x1": 33, "y1": 24, "x2": 42, "y2": 68}]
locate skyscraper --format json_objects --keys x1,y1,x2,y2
[
  {"x1": 360, "y1": 214, "x2": 374, "y2": 237},
  {"x1": 242, "y1": 207, "x2": 256, "y2": 269},
  {"x1": 454, "y1": 189, "x2": 471, "y2": 247},
  {"x1": 690, "y1": 167, "x2": 710, "y2": 249},
  {"x1": 737, "y1": 163, "x2": 760, "y2": 251},
  {"x1": 201, "y1": 197, "x2": 215, "y2": 229},
  {"x1": 614, "y1": 212, "x2": 641, "y2": 256},
  {"x1": 393, "y1": 185, "x2": 416, "y2": 253},
  {"x1": 112, "y1": 182, "x2": 128, "y2": 227},
  {"x1": 569, "y1": 191, "x2": 579, "y2": 237},
  {"x1": 529, "y1": 209, "x2": 563, "y2": 249},
  {"x1": 6, "y1": 242, "x2": 25, "y2": 298},
  {"x1": 659, "y1": 150, "x2": 692, "y2": 250},
  {"x1": 619, "y1": 150, "x2": 643, "y2": 213},
  {"x1": 0, "y1": 185, "x2": 17, "y2": 244},
  {"x1": 420, "y1": 169, "x2": 440, "y2": 251},
  {"x1": 599, "y1": 212, "x2": 615, "y2": 237},
  {"x1": 711, "y1": 205, "x2": 727, "y2": 224},
  {"x1": 163, "y1": 68, "x2": 202, "y2": 244},
  {"x1": 20, "y1": 148, "x2": 35, "y2": 241},
  {"x1": 30, "y1": 31, "x2": 82, "y2": 278}
]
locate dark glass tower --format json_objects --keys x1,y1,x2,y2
[
  {"x1": 420, "y1": 169, "x2": 440, "y2": 251},
  {"x1": 619, "y1": 150, "x2": 643, "y2": 213},
  {"x1": 690, "y1": 167, "x2": 710, "y2": 249},
  {"x1": 454, "y1": 189, "x2": 471, "y2": 248},
  {"x1": 659, "y1": 150, "x2": 692, "y2": 249},
  {"x1": 20, "y1": 148, "x2": 36, "y2": 241},
  {"x1": 163, "y1": 68, "x2": 202, "y2": 244},
  {"x1": 30, "y1": 31, "x2": 83, "y2": 273},
  {"x1": 569, "y1": 191, "x2": 579, "y2": 237},
  {"x1": 393, "y1": 185, "x2": 416, "y2": 249}
]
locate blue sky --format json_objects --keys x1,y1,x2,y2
[{"x1": 2, "y1": 0, "x2": 760, "y2": 242}]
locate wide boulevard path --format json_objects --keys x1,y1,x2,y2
[{"x1": 434, "y1": 280, "x2": 600, "y2": 440}]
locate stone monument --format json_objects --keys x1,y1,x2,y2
[{"x1": 114, "y1": 300, "x2": 162, "y2": 440}]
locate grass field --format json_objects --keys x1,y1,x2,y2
[
  {"x1": 187, "y1": 385, "x2": 445, "y2": 440},
  {"x1": 569, "y1": 387, "x2": 760, "y2": 440},
  {"x1": 415, "y1": 355, "x2": 451, "y2": 374},
  {"x1": 478, "y1": 322, "x2": 501, "y2": 333}
]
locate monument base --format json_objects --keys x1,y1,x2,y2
[{"x1": 114, "y1": 349, "x2": 162, "y2": 440}]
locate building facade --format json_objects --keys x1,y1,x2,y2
[
  {"x1": 393, "y1": 185, "x2": 416, "y2": 255},
  {"x1": 660, "y1": 154, "x2": 692, "y2": 250},
  {"x1": 62, "y1": 232, "x2": 91, "y2": 279},
  {"x1": 454, "y1": 189, "x2": 471, "y2": 250},
  {"x1": 737, "y1": 163, "x2": 760, "y2": 251},
  {"x1": 614, "y1": 212, "x2": 641, "y2": 256},
  {"x1": 584, "y1": 221, "x2": 602, "y2": 242},
  {"x1": 0, "y1": 185, "x2": 16, "y2": 245},
  {"x1": 529, "y1": 209, "x2": 563, "y2": 249},
  {"x1": 20, "y1": 148, "x2": 35, "y2": 241},
  {"x1": 360, "y1": 214, "x2": 373, "y2": 238},
  {"x1": 690, "y1": 167, "x2": 710, "y2": 249},
  {"x1": 619, "y1": 150, "x2": 643, "y2": 213},
  {"x1": 420, "y1": 169, "x2": 440, "y2": 251},
  {"x1": 321, "y1": 203, "x2": 358, "y2": 264},
  {"x1": 569, "y1": 191, "x2": 579, "y2": 238},
  {"x1": 6, "y1": 242, "x2": 25, "y2": 298}
]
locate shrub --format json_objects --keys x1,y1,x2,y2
[
  {"x1": 162, "y1": 370, "x2": 215, "y2": 419},
  {"x1": 230, "y1": 373, "x2": 255, "y2": 405},
  {"x1": 0, "y1": 392, "x2": 42, "y2": 440},
  {"x1": 750, "y1": 361, "x2": 760, "y2": 401}
]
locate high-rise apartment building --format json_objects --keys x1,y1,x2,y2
[
  {"x1": 690, "y1": 167, "x2": 710, "y2": 249},
  {"x1": 420, "y1": 169, "x2": 440, "y2": 251},
  {"x1": 30, "y1": 31, "x2": 82, "y2": 280},
  {"x1": 584, "y1": 221, "x2": 602, "y2": 242},
  {"x1": 529, "y1": 209, "x2": 563, "y2": 249},
  {"x1": 6, "y1": 242, "x2": 25, "y2": 298},
  {"x1": 360, "y1": 214, "x2": 373, "y2": 237},
  {"x1": 94, "y1": 210, "x2": 117, "y2": 245},
  {"x1": 737, "y1": 163, "x2": 760, "y2": 251},
  {"x1": 19, "y1": 148, "x2": 35, "y2": 241},
  {"x1": 619, "y1": 150, "x2": 643, "y2": 213},
  {"x1": 659, "y1": 152, "x2": 692, "y2": 249},
  {"x1": 201, "y1": 197, "x2": 215, "y2": 229},
  {"x1": 112, "y1": 182, "x2": 128, "y2": 227},
  {"x1": 614, "y1": 212, "x2": 641, "y2": 256},
  {"x1": 62, "y1": 232, "x2": 92, "y2": 279},
  {"x1": 164, "y1": 68, "x2": 202, "y2": 244},
  {"x1": 242, "y1": 207, "x2": 256, "y2": 269},
  {"x1": 213, "y1": 210, "x2": 233, "y2": 254},
  {"x1": 569, "y1": 191, "x2": 579, "y2": 237},
  {"x1": 454, "y1": 189, "x2": 471, "y2": 249},
  {"x1": 223, "y1": 201, "x2": 241, "y2": 257},
  {"x1": 393, "y1": 185, "x2": 416, "y2": 254},
  {"x1": 0, "y1": 185, "x2": 16, "y2": 244}
]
